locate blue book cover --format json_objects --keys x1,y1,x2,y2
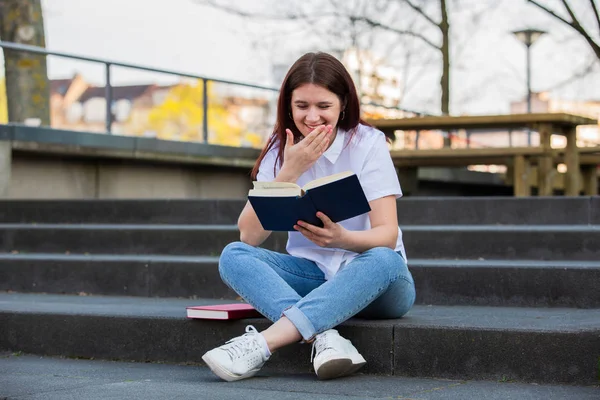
[{"x1": 248, "y1": 171, "x2": 371, "y2": 231}]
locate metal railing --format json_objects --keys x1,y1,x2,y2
[
  {"x1": 0, "y1": 40, "x2": 427, "y2": 144},
  {"x1": 0, "y1": 40, "x2": 278, "y2": 141}
]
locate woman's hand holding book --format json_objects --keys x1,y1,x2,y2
[{"x1": 293, "y1": 211, "x2": 348, "y2": 249}]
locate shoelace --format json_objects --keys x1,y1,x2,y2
[
  {"x1": 223, "y1": 325, "x2": 261, "y2": 361},
  {"x1": 310, "y1": 331, "x2": 333, "y2": 362}
]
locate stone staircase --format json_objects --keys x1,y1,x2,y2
[{"x1": 0, "y1": 197, "x2": 599, "y2": 385}]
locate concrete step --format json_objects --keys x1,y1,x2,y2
[
  {"x1": 1, "y1": 293, "x2": 599, "y2": 385},
  {"x1": 404, "y1": 225, "x2": 599, "y2": 260},
  {"x1": 0, "y1": 197, "x2": 597, "y2": 225},
  {"x1": 2, "y1": 254, "x2": 600, "y2": 308},
  {"x1": 410, "y1": 259, "x2": 600, "y2": 308},
  {"x1": 1, "y1": 224, "x2": 598, "y2": 260},
  {"x1": 3, "y1": 354, "x2": 599, "y2": 400},
  {"x1": 0, "y1": 254, "x2": 237, "y2": 299},
  {"x1": 0, "y1": 199, "x2": 246, "y2": 225},
  {"x1": 397, "y1": 196, "x2": 599, "y2": 225},
  {"x1": 0, "y1": 224, "x2": 284, "y2": 255}
]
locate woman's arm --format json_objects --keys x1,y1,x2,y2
[
  {"x1": 293, "y1": 195, "x2": 399, "y2": 252},
  {"x1": 340, "y1": 195, "x2": 398, "y2": 252},
  {"x1": 237, "y1": 201, "x2": 271, "y2": 246}
]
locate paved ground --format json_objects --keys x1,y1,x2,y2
[{"x1": 1, "y1": 353, "x2": 598, "y2": 400}]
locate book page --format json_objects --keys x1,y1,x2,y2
[
  {"x1": 250, "y1": 181, "x2": 303, "y2": 197},
  {"x1": 302, "y1": 170, "x2": 354, "y2": 191},
  {"x1": 249, "y1": 187, "x2": 302, "y2": 197},
  {"x1": 253, "y1": 181, "x2": 301, "y2": 190}
]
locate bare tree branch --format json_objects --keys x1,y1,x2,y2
[
  {"x1": 591, "y1": 0, "x2": 600, "y2": 35},
  {"x1": 196, "y1": 0, "x2": 458, "y2": 119},
  {"x1": 198, "y1": 0, "x2": 441, "y2": 49},
  {"x1": 351, "y1": 15, "x2": 440, "y2": 50},
  {"x1": 527, "y1": 0, "x2": 573, "y2": 26},
  {"x1": 453, "y1": 0, "x2": 504, "y2": 61},
  {"x1": 401, "y1": 0, "x2": 439, "y2": 27},
  {"x1": 527, "y1": 0, "x2": 600, "y2": 59},
  {"x1": 543, "y1": 56, "x2": 599, "y2": 91},
  {"x1": 561, "y1": 0, "x2": 582, "y2": 28},
  {"x1": 195, "y1": 0, "x2": 338, "y2": 21},
  {"x1": 198, "y1": 1, "x2": 441, "y2": 53},
  {"x1": 401, "y1": 51, "x2": 439, "y2": 102}
]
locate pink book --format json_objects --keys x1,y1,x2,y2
[{"x1": 186, "y1": 303, "x2": 262, "y2": 320}]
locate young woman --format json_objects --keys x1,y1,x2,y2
[{"x1": 202, "y1": 52, "x2": 415, "y2": 382}]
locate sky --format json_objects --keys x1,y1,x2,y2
[{"x1": 33, "y1": 0, "x2": 600, "y2": 116}]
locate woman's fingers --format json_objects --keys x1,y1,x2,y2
[
  {"x1": 285, "y1": 129, "x2": 294, "y2": 148},
  {"x1": 305, "y1": 125, "x2": 331, "y2": 152},
  {"x1": 295, "y1": 220, "x2": 327, "y2": 236},
  {"x1": 316, "y1": 212, "x2": 333, "y2": 226},
  {"x1": 303, "y1": 125, "x2": 327, "y2": 147},
  {"x1": 317, "y1": 134, "x2": 330, "y2": 154}
]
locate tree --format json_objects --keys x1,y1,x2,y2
[
  {"x1": 197, "y1": 0, "x2": 499, "y2": 147},
  {"x1": 0, "y1": 0, "x2": 50, "y2": 125},
  {"x1": 526, "y1": 0, "x2": 600, "y2": 61},
  {"x1": 199, "y1": 0, "x2": 451, "y2": 115},
  {"x1": 357, "y1": 0, "x2": 451, "y2": 117},
  {"x1": 135, "y1": 81, "x2": 263, "y2": 147}
]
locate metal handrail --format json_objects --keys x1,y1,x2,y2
[
  {"x1": 0, "y1": 40, "x2": 278, "y2": 140},
  {"x1": 5, "y1": 41, "x2": 596, "y2": 152},
  {"x1": 1, "y1": 40, "x2": 429, "y2": 143}
]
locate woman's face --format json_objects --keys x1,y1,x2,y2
[{"x1": 290, "y1": 83, "x2": 342, "y2": 137}]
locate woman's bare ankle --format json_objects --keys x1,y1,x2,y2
[{"x1": 261, "y1": 316, "x2": 302, "y2": 352}]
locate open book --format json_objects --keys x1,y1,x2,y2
[{"x1": 248, "y1": 171, "x2": 371, "y2": 231}]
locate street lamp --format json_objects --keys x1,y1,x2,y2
[{"x1": 512, "y1": 28, "x2": 546, "y2": 113}]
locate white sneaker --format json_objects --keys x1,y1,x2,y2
[
  {"x1": 202, "y1": 325, "x2": 270, "y2": 382},
  {"x1": 311, "y1": 329, "x2": 367, "y2": 380}
]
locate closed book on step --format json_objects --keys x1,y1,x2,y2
[
  {"x1": 186, "y1": 303, "x2": 262, "y2": 320},
  {"x1": 248, "y1": 170, "x2": 371, "y2": 231}
]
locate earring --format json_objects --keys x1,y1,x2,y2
[
  {"x1": 340, "y1": 110, "x2": 346, "y2": 120},
  {"x1": 288, "y1": 112, "x2": 293, "y2": 119}
]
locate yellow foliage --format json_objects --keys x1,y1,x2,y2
[
  {"x1": 243, "y1": 132, "x2": 263, "y2": 148},
  {"x1": 136, "y1": 81, "x2": 244, "y2": 145},
  {"x1": 0, "y1": 78, "x2": 7, "y2": 123}
]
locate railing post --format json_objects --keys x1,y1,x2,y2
[
  {"x1": 105, "y1": 63, "x2": 113, "y2": 134},
  {"x1": 202, "y1": 78, "x2": 209, "y2": 143}
]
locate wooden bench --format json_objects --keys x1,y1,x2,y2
[
  {"x1": 387, "y1": 146, "x2": 599, "y2": 196},
  {"x1": 370, "y1": 113, "x2": 599, "y2": 196}
]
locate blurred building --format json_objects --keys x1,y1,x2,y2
[
  {"x1": 50, "y1": 74, "x2": 173, "y2": 135},
  {"x1": 49, "y1": 74, "x2": 272, "y2": 146},
  {"x1": 343, "y1": 48, "x2": 403, "y2": 109},
  {"x1": 510, "y1": 92, "x2": 600, "y2": 148}
]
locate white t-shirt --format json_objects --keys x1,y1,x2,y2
[{"x1": 256, "y1": 123, "x2": 407, "y2": 280}]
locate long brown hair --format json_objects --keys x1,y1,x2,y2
[{"x1": 251, "y1": 52, "x2": 368, "y2": 179}]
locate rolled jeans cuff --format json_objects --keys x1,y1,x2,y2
[{"x1": 283, "y1": 305, "x2": 316, "y2": 341}]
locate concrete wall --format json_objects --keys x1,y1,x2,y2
[
  {"x1": 0, "y1": 124, "x2": 513, "y2": 200},
  {"x1": 6, "y1": 152, "x2": 511, "y2": 199},
  {"x1": 7, "y1": 154, "x2": 252, "y2": 199}
]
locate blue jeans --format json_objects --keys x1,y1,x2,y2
[{"x1": 218, "y1": 242, "x2": 416, "y2": 341}]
